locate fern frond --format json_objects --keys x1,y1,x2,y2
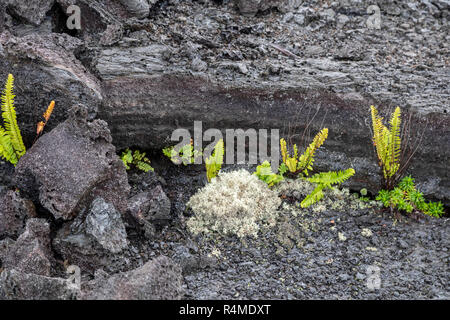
[
  {"x1": 298, "y1": 128, "x2": 328, "y2": 174},
  {"x1": 371, "y1": 105, "x2": 386, "y2": 164},
  {"x1": 0, "y1": 125, "x2": 18, "y2": 165},
  {"x1": 301, "y1": 186, "x2": 325, "y2": 208},
  {"x1": 254, "y1": 161, "x2": 284, "y2": 187},
  {"x1": 136, "y1": 161, "x2": 154, "y2": 173},
  {"x1": 1, "y1": 74, "x2": 26, "y2": 159},
  {"x1": 121, "y1": 149, "x2": 133, "y2": 169},
  {"x1": 205, "y1": 139, "x2": 224, "y2": 182},
  {"x1": 43, "y1": 100, "x2": 55, "y2": 123},
  {"x1": 307, "y1": 168, "x2": 355, "y2": 188},
  {"x1": 387, "y1": 106, "x2": 401, "y2": 177},
  {"x1": 280, "y1": 138, "x2": 288, "y2": 164},
  {"x1": 279, "y1": 138, "x2": 299, "y2": 173}
]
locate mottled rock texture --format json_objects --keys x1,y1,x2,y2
[
  {"x1": 0, "y1": 190, "x2": 36, "y2": 238},
  {"x1": 1, "y1": 0, "x2": 448, "y2": 204},
  {"x1": 81, "y1": 255, "x2": 184, "y2": 300},
  {"x1": 0, "y1": 218, "x2": 53, "y2": 276},
  {"x1": 52, "y1": 197, "x2": 133, "y2": 275},
  {"x1": 0, "y1": 269, "x2": 78, "y2": 300},
  {"x1": 14, "y1": 105, "x2": 130, "y2": 221},
  {"x1": 3, "y1": 0, "x2": 55, "y2": 26}
]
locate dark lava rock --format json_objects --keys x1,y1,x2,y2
[
  {"x1": 0, "y1": 31, "x2": 101, "y2": 146},
  {"x1": 53, "y1": 197, "x2": 131, "y2": 275},
  {"x1": 80, "y1": 255, "x2": 184, "y2": 300},
  {"x1": 0, "y1": 269, "x2": 78, "y2": 300},
  {"x1": 84, "y1": 198, "x2": 129, "y2": 254},
  {"x1": 14, "y1": 105, "x2": 130, "y2": 221},
  {"x1": 4, "y1": 0, "x2": 55, "y2": 26},
  {"x1": 0, "y1": 190, "x2": 36, "y2": 239},
  {"x1": 127, "y1": 185, "x2": 171, "y2": 225},
  {"x1": 0, "y1": 218, "x2": 53, "y2": 276},
  {"x1": 118, "y1": 0, "x2": 151, "y2": 19},
  {"x1": 235, "y1": 0, "x2": 299, "y2": 16}
]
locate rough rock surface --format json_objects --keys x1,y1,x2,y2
[
  {"x1": 14, "y1": 105, "x2": 130, "y2": 221},
  {"x1": 0, "y1": 32, "x2": 102, "y2": 146},
  {"x1": 118, "y1": 0, "x2": 151, "y2": 19},
  {"x1": 80, "y1": 255, "x2": 184, "y2": 300},
  {"x1": 84, "y1": 198, "x2": 128, "y2": 254},
  {"x1": 157, "y1": 166, "x2": 450, "y2": 299},
  {"x1": 0, "y1": 0, "x2": 448, "y2": 301},
  {"x1": 93, "y1": 0, "x2": 449, "y2": 204},
  {"x1": 0, "y1": 269, "x2": 78, "y2": 300},
  {"x1": 235, "y1": 0, "x2": 302, "y2": 16},
  {"x1": 3, "y1": 0, "x2": 55, "y2": 26},
  {"x1": 0, "y1": 218, "x2": 53, "y2": 276},
  {"x1": 52, "y1": 197, "x2": 133, "y2": 275},
  {"x1": 0, "y1": 190, "x2": 36, "y2": 239},
  {"x1": 127, "y1": 184, "x2": 171, "y2": 226}
]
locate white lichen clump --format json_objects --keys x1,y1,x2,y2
[{"x1": 186, "y1": 169, "x2": 282, "y2": 238}]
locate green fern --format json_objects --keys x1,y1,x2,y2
[
  {"x1": 121, "y1": 148, "x2": 154, "y2": 173},
  {"x1": 205, "y1": 139, "x2": 224, "y2": 182},
  {"x1": 376, "y1": 175, "x2": 444, "y2": 218},
  {"x1": 0, "y1": 74, "x2": 26, "y2": 165},
  {"x1": 298, "y1": 128, "x2": 328, "y2": 176},
  {"x1": 301, "y1": 168, "x2": 355, "y2": 208},
  {"x1": 163, "y1": 140, "x2": 202, "y2": 166},
  {"x1": 306, "y1": 169, "x2": 356, "y2": 188},
  {"x1": 254, "y1": 161, "x2": 284, "y2": 187},
  {"x1": 300, "y1": 186, "x2": 325, "y2": 209}
]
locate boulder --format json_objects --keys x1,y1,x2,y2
[
  {"x1": 84, "y1": 198, "x2": 128, "y2": 254},
  {"x1": 0, "y1": 190, "x2": 36, "y2": 239},
  {"x1": 52, "y1": 198, "x2": 133, "y2": 275},
  {"x1": 14, "y1": 105, "x2": 130, "y2": 221},
  {"x1": 81, "y1": 255, "x2": 184, "y2": 300},
  {"x1": 0, "y1": 218, "x2": 54, "y2": 276},
  {"x1": 127, "y1": 185, "x2": 171, "y2": 236},
  {"x1": 0, "y1": 31, "x2": 102, "y2": 147},
  {"x1": 0, "y1": 269, "x2": 78, "y2": 300}
]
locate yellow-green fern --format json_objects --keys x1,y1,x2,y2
[
  {"x1": 0, "y1": 74, "x2": 26, "y2": 165},
  {"x1": 205, "y1": 139, "x2": 224, "y2": 182},
  {"x1": 298, "y1": 128, "x2": 328, "y2": 176},
  {"x1": 370, "y1": 106, "x2": 402, "y2": 188},
  {"x1": 279, "y1": 128, "x2": 328, "y2": 177}
]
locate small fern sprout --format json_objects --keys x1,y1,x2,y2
[
  {"x1": 205, "y1": 139, "x2": 224, "y2": 182},
  {"x1": 376, "y1": 175, "x2": 444, "y2": 218},
  {"x1": 163, "y1": 139, "x2": 202, "y2": 165},
  {"x1": 279, "y1": 128, "x2": 328, "y2": 178},
  {"x1": 121, "y1": 148, "x2": 154, "y2": 173},
  {"x1": 254, "y1": 161, "x2": 284, "y2": 187}
]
